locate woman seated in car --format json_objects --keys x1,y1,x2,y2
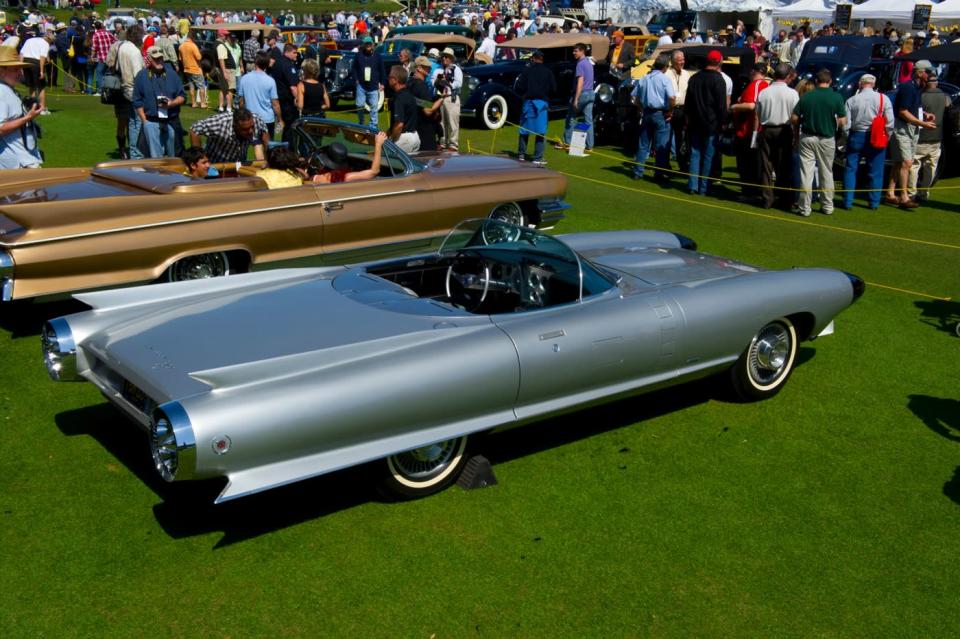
[{"x1": 255, "y1": 131, "x2": 386, "y2": 188}]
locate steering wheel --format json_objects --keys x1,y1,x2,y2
[{"x1": 445, "y1": 250, "x2": 492, "y2": 312}]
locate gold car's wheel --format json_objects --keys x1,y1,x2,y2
[
  {"x1": 382, "y1": 435, "x2": 469, "y2": 499},
  {"x1": 166, "y1": 252, "x2": 231, "y2": 282},
  {"x1": 730, "y1": 317, "x2": 798, "y2": 401},
  {"x1": 489, "y1": 201, "x2": 525, "y2": 227}
]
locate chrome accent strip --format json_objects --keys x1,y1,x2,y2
[
  {"x1": 0, "y1": 250, "x2": 12, "y2": 301},
  {"x1": 154, "y1": 401, "x2": 197, "y2": 481},
  {"x1": 0, "y1": 189, "x2": 418, "y2": 248}
]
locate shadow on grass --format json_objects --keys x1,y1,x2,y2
[
  {"x1": 52, "y1": 347, "x2": 817, "y2": 546},
  {"x1": 907, "y1": 394, "x2": 960, "y2": 506},
  {"x1": 914, "y1": 299, "x2": 960, "y2": 337},
  {"x1": 0, "y1": 298, "x2": 89, "y2": 339}
]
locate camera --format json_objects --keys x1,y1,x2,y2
[
  {"x1": 433, "y1": 74, "x2": 450, "y2": 93},
  {"x1": 157, "y1": 96, "x2": 169, "y2": 107},
  {"x1": 22, "y1": 96, "x2": 39, "y2": 111}
]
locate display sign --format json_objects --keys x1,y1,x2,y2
[
  {"x1": 835, "y1": 5, "x2": 853, "y2": 31},
  {"x1": 912, "y1": 4, "x2": 933, "y2": 31}
]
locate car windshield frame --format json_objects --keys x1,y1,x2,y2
[{"x1": 438, "y1": 219, "x2": 616, "y2": 302}]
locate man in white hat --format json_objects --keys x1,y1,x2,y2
[
  {"x1": 0, "y1": 48, "x2": 43, "y2": 168},
  {"x1": 437, "y1": 47, "x2": 462, "y2": 150}
]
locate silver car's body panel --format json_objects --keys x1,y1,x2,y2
[{"x1": 47, "y1": 222, "x2": 860, "y2": 502}]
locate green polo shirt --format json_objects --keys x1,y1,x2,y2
[{"x1": 793, "y1": 86, "x2": 846, "y2": 137}]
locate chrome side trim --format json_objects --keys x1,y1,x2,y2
[
  {"x1": 0, "y1": 250, "x2": 12, "y2": 301},
  {"x1": 0, "y1": 189, "x2": 418, "y2": 248}
]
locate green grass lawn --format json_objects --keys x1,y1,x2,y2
[
  {"x1": 43, "y1": 1, "x2": 402, "y2": 22},
  {"x1": 2, "y1": 91, "x2": 959, "y2": 636}
]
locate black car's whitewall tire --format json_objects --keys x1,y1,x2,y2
[
  {"x1": 166, "y1": 252, "x2": 231, "y2": 282},
  {"x1": 382, "y1": 435, "x2": 469, "y2": 499},
  {"x1": 481, "y1": 94, "x2": 508, "y2": 129},
  {"x1": 730, "y1": 317, "x2": 798, "y2": 401}
]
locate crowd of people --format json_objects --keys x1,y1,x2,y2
[{"x1": 0, "y1": 4, "x2": 956, "y2": 211}]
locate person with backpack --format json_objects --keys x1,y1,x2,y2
[{"x1": 841, "y1": 74, "x2": 894, "y2": 210}]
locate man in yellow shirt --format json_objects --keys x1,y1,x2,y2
[{"x1": 178, "y1": 31, "x2": 206, "y2": 108}]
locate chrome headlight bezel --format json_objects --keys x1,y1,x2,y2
[
  {"x1": 151, "y1": 402, "x2": 197, "y2": 483},
  {"x1": 467, "y1": 75, "x2": 480, "y2": 92},
  {"x1": 0, "y1": 250, "x2": 13, "y2": 301},
  {"x1": 596, "y1": 83, "x2": 614, "y2": 103},
  {"x1": 42, "y1": 318, "x2": 78, "y2": 381}
]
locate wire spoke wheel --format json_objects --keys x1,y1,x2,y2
[
  {"x1": 167, "y1": 252, "x2": 230, "y2": 282},
  {"x1": 489, "y1": 202, "x2": 524, "y2": 227},
  {"x1": 383, "y1": 435, "x2": 469, "y2": 499}
]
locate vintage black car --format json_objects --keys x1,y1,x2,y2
[
  {"x1": 460, "y1": 33, "x2": 611, "y2": 130},
  {"x1": 796, "y1": 36, "x2": 899, "y2": 99}
]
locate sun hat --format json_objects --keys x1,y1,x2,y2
[
  {"x1": 860, "y1": 73, "x2": 877, "y2": 84},
  {"x1": 0, "y1": 47, "x2": 31, "y2": 68},
  {"x1": 55, "y1": 22, "x2": 67, "y2": 31},
  {"x1": 317, "y1": 142, "x2": 349, "y2": 170},
  {"x1": 441, "y1": 47, "x2": 455, "y2": 58},
  {"x1": 414, "y1": 55, "x2": 431, "y2": 68},
  {"x1": 428, "y1": 47, "x2": 440, "y2": 58},
  {"x1": 251, "y1": 29, "x2": 260, "y2": 37}
]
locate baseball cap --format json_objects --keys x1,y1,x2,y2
[
  {"x1": 147, "y1": 46, "x2": 164, "y2": 59},
  {"x1": 414, "y1": 55, "x2": 432, "y2": 68},
  {"x1": 706, "y1": 50, "x2": 723, "y2": 64},
  {"x1": 441, "y1": 47, "x2": 456, "y2": 58},
  {"x1": 363, "y1": 36, "x2": 374, "y2": 44},
  {"x1": 612, "y1": 30, "x2": 624, "y2": 37},
  {"x1": 914, "y1": 59, "x2": 934, "y2": 71},
  {"x1": 860, "y1": 73, "x2": 877, "y2": 84},
  {"x1": 428, "y1": 48, "x2": 440, "y2": 58}
]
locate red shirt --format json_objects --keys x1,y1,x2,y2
[{"x1": 735, "y1": 79, "x2": 769, "y2": 138}]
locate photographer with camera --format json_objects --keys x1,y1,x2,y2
[
  {"x1": 0, "y1": 48, "x2": 43, "y2": 169},
  {"x1": 132, "y1": 46, "x2": 185, "y2": 158},
  {"x1": 433, "y1": 47, "x2": 462, "y2": 151}
]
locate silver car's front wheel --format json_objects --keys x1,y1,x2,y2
[
  {"x1": 382, "y1": 435, "x2": 469, "y2": 499},
  {"x1": 730, "y1": 318, "x2": 798, "y2": 401},
  {"x1": 166, "y1": 252, "x2": 231, "y2": 282}
]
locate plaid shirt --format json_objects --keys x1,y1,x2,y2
[
  {"x1": 90, "y1": 28, "x2": 116, "y2": 63},
  {"x1": 190, "y1": 111, "x2": 267, "y2": 163},
  {"x1": 242, "y1": 36, "x2": 260, "y2": 64}
]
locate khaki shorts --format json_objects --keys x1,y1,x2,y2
[
  {"x1": 223, "y1": 69, "x2": 237, "y2": 92},
  {"x1": 891, "y1": 123, "x2": 919, "y2": 162}
]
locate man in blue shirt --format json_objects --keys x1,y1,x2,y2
[
  {"x1": 632, "y1": 54, "x2": 676, "y2": 180},
  {"x1": 886, "y1": 59, "x2": 938, "y2": 209},
  {"x1": 238, "y1": 51, "x2": 281, "y2": 139},
  {"x1": 132, "y1": 46, "x2": 185, "y2": 158},
  {"x1": 560, "y1": 43, "x2": 595, "y2": 151},
  {"x1": 353, "y1": 36, "x2": 385, "y2": 129}
]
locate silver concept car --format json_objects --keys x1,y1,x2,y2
[{"x1": 43, "y1": 220, "x2": 864, "y2": 503}]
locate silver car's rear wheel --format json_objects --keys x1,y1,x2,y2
[
  {"x1": 166, "y1": 252, "x2": 231, "y2": 282},
  {"x1": 730, "y1": 318, "x2": 798, "y2": 401},
  {"x1": 383, "y1": 435, "x2": 469, "y2": 499},
  {"x1": 489, "y1": 201, "x2": 525, "y2": 227}
]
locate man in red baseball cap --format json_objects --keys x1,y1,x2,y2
[{"x1": 683, "y1": 49, "x2": 728, "y2": 195}]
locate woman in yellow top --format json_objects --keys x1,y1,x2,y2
[
  {"x1": 255, "y1": 131, "x2": 387, "y2": 188},
  {"x1": 256, "y1": 146, "x2": 309, "y2": 189}
]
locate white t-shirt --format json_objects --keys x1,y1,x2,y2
[
  {"x1": 0, "y1": 83, "x2": 42, "y2": 168},
  {"x1": 19, "y1": 37, "x2": 50, "y2": 60}
]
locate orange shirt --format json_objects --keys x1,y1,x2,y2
[{"x1": 179, "y1": 38, "x2": 202, "y2": 75}]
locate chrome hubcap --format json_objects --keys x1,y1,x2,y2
[
  {"x1": 749, "y1": 323, "x2": 791, "y2": 384},
  {"x1": 151, "y1": 417, "x2": 178, "y2": 482},
  {"x1": 169, "y1": 253, "x2": 229, "y2": 282},
  {"x1": 490, "y1": 203, "x2": 523, "y2": 226},
  {"x1": 391, "y1": 438, "x2": 460, "y2": 480}
]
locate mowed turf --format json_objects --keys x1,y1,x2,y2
[{"x1": 1, "y1": 92, "x2": 959, "y2": 636}]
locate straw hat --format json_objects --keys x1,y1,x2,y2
[{"x1": 0, "y1": 47, "x2": 31, "y2": 68}]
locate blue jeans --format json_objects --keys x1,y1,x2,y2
[
  {"x1": 128, "y1": 115, "x2": 144, "y2": 160},
  {"x1": 843, "y1": 130, "x2": 886, "y2": 208},
  {"x1": 634, "y1": 110, "x2": 671, "y2": 178},
  {"x1": 562, "y1": 90, "x2": 595, "y2": 149},
  {"x1": 142, "y1": 120, "x2": 176, "y2": 158},
  {"x1": 95, "y1": 62, "x2": 107, "y2": 93},
  {"x1": 518, "y1": 134, "x2": 544, "y2": 161},
  {"x1": 356, "y1": 85, "x2": 379, "y2": 129},
  {"x1": 688, "y1": 131, "x2": 718, "y2": 195}
]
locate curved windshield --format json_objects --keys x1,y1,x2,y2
[{"x1": 439, "y1": 219, "x2": 616, "y2": 301}]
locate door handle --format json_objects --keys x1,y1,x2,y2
[{"x1": 324, "y1": 201, "x2": 344, "y2": 213}]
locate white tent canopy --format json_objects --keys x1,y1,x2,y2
[
  {"x1": 771, "y1": 0, "x2": 837, "y2": 19},
  {"x1": 850, "y1": 0, "x2": 913, "y2": 24},
  {"x1": 932, "y1": 0, "x2": 960, "y2": 22}
]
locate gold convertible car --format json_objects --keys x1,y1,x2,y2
[{"x1": 0, "y1": 119, "x2": 568, "y2": 301}]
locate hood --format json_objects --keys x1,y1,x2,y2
[
  {"x1": 83, "y1": 270, "x2": 487, "y2": 402},
  {"x1": 579, "y1": 245, "x2": 764, "y2": 287},
  {"x1": 421, "y1": 153, "x2": 536, "y2": 176}
]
